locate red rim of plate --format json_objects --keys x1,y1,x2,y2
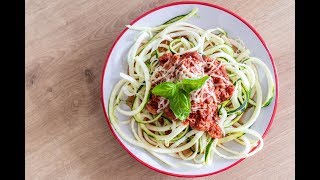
[{"x1": 100, "y1": 1, "x2": 279, "y2": 178}]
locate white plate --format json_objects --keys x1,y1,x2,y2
[{"x1": 101, "y1": 1, "x2": 278, "y2": 177}]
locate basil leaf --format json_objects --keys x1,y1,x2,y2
[
  {"x1": 151, "y1": 82, "x2": 177, "y2": 98},
  {"x1": 179, "y1": 76, "x2": 210, "y2": 94},
  {"x1": 151, "y1": 76, "x2": 209, "y2": 120},
  {"x1": 169, "y1": 90, "x2": 191, "y2": 120}
]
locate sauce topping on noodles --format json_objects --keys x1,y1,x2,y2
[{"x1": 146, "y1": 52, "x2": 234, "y2": 138}]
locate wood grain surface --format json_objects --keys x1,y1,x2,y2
[{"x1": 26, "y1": 0, "x2": 295, "y2": 179}]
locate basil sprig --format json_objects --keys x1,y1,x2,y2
[{"x1": 151, "y1": 76, "x2": 210, "y2": 120}]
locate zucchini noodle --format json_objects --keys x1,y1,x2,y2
[{"x1": 107, "y1": 8, "x2": 275, "y2": 167}]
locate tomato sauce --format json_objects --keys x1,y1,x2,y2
[{"x1": 146, "y1": 52, "x2": 234, "y2": 138}]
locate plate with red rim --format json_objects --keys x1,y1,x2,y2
[{"x1": 101, "y1": 1, "x2": 278, "y2": 178}]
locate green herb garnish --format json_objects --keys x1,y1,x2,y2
[{"x1": 151, "y1": 75, "x2": 210, "y2": 120}]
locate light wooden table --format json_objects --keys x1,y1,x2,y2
[{"x1": 26, "y1": 0, "x2": 295, "y2": 179}]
